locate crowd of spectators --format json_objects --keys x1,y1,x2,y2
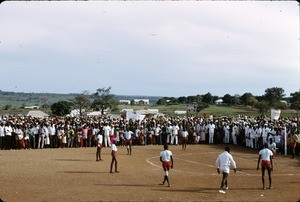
[{"x1": 0, "y1": 114, "x2": 299, "y2": 157}]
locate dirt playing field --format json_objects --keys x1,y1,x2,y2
[{"x1": 0, "y1": 144, "x2": 299, "y2": 202}]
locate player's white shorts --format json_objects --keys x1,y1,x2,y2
[{"x1": 220, "y1": 166, "x2": 230, "y2": 174}]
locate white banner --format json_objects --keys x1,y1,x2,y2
[{"x1": 271, "y1": 109, "x2": 281, "y2": 120}]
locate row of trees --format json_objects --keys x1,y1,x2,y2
[
  {"x1": 49, "y1": 86, "x2": 300, "y2": 117},
  {"x1": 156, "y1": 87, "x2": 300, "y2": 116}
]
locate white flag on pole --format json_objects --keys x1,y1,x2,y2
[{"x1": 271, "y1": 109, "x2": 281, "y2": 120}]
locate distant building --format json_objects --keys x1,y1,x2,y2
[
  {"x1": 119, "y1": 100, "x2": 131, "y2": 105},
  {"x1": 133, "y1": 99, "x2": 150, "y2": 105},
  {"x1": 215, "y1": 99, "x2": 223, "y2": 105},
  {"x1": 24, "y1": 106, "x2": 40, "y2": 109},
  {"x1": 175, "y1": 110, "x2": 187, "y2": 115}
]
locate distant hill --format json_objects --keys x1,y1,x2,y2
[{"x1": 0, "y1": 90, "x2": 162, "y2": 109}]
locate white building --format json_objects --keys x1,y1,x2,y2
[
  {"x1": 133, "y1": 99, "x2": 150, "y2": 105},
  {"x1": 215, "y1": 99, "x2": 223, "y2": 105},
  {"x1": 119, "y1": 100, "x2": 131, "y2": 105}
]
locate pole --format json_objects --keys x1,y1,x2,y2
[{"x1": 284, "y1": 126, "x2": 287, "y2": 156}]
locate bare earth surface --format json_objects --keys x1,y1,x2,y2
[{"x1": 0, "y1": 144, "x2": 299, "y2": 202}]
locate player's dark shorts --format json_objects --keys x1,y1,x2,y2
[
  {"x1": 261, "y1": 160, "x2": 271, "y2": 168},
  {"x1": 111, "y1": 151, "x2": 117, "y2": 158},
  {"x1": 162, "y1": 162, "x2": 172, "y2": 169},
  {"x1": 290, "y1": 142, "x2": 297, "y2": 148}
]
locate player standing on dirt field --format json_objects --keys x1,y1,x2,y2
[
  {"x1": 215, "y1": 146, "x2": 237, "y2": 194},
  {"x1": 257, "y1": 143, "x2": 273, "y2": 190},
  {"x1": 110, "y1": 139, "x2": 119, "y2": 173},
  {"x1": 159, "y1": 144, "x2": 174, "y2": 187}
]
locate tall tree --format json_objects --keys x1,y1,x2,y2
[
  {"x1": 240, "y1": 92, "x2": 253, "y2": 105},
  {"x1": 254, "y1": 100, "x2": 269, "y2": 117},
  {"x1": 74, "y1": 91, "x2": 90, "y2": 116},
  {"x1": 202, "y1": 92, "x2": 213, "y2": 104},
  {"x1": 178, "y1": 96, "x2": 187, "y2": 104},
  {"x1": 290, "y1": 91, "x2": 300, "y2": 117},
  {"x1": 91, "y1": 86, "x2": 118, "y2": 115},
  {"x1": 195, "y1": 101, "x2": 209, "y2": 115},
  {"x1": 51, "y1": 101, "x2": 72, "y2": 116},
  {"x1": 264, "y1": 87, "x2": 285, "y2": 108}
]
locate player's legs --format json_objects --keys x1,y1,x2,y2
[
  {"x1": 220, "y1": 173, "x2": 228, "y2": 190},
  {"x1": 96, "y1": 147, "x2": 100, "y2": 161},
  {"x1": 160, "y1": 166, "x2": 171, "y2": 187},
  {"x1": 261, "y1": 166, "x2": 266, "y2": 189},
  {"x1": 110, "y1": 157, "x2": 118, "y2": 173},
  {"x1": 266, "y1": 167, "x2": 272, "y2": 189}
]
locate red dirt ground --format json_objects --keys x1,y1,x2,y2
[{"x1": 0, "y1": 144, "x2": 299, "y2": 202}]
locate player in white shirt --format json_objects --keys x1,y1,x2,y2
[
  {"x1": 257, "y1": 143, "x2": 273, "y2": 190},
  {"x1": 124, "y1": 128, "x2": 134, "y2": 155},
  {"x1": 159, "y1": 145, "x2": 173, "y2": 187},
  {"x1": 110, "y1": 139, "x2": 119, "y2": 173},
  {"x1": 215, "y1": 147, "x2": 237, "y2": 194},
  {"x1": 96, "y1": 132, "x2": 103, "y2": 161},
  {"x1": 181, "y1": 128, "x2": 188, "y2": 150}
]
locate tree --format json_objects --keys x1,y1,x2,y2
[
  {"x1": 264, "y1": 87, "x2": 285, "y2": 108},
  {"x1": 247, "y1": 97, "x2": 258, "y2": 108},
  {"x1": 74, "y1": 91, "x2": 90, "y2": 116},
  {"x1": 290, "y1": 91, "x2": 300, "y2": 117},
  {"x1": 240, "y1": 93, "x2": 253, "y2": 105},
  {"x1": 157, "y1": 97, "x2": 169, "y2": 105},
  {"x1": 51, "y1": 101, "x2": 72, "y2": 116},
  {"x1": 222, "y1": 94, "x2": 235, "y2": 105},
  {"x1": 254, "y1": 100, "x2": 269, "y2": 117},
  {"x1": 202, "y1": 92, "x2": 213, "y2": 104},
  {"x1": 195, "y1": 101, "x2": 209, "y2": 114},
  {"x1": 186, "y1": 96, "x2": 196, "y2": 103},
  {"x1": 178, "y1": 96, "x2": 187, "y2": 104},
  {"x1": 91, "y1": 86, "x2": 118, "y2": 115}
]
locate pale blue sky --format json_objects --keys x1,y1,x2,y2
[{"x1": 0, "y1": 1, "x2": 299, "y2": 97}]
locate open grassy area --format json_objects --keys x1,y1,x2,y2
[
  {"x1": 0, "y1": 103, "x2": 297, "y2": 118},
  {"x1": 118, "y1": 104, "x2": 298, "y2": 119}
]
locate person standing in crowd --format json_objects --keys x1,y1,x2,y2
[
  {"x1": 181, "y1": 128, "x2": 188, "y2": 150},
  {"x1": 16, "y1": 125, "x2": 24, "y2": 149},
  {"x1": 262, "y1": 124, "x2": 270, "y2": 146},
  {"x1": 171, "y1": 123, "x2": 179, "y2": 145},
  {"x1": 257, "y1": 143, "x2": 273, "y2": 189},
  {"x1": 231, "y1": 123, "x2": 238, "y2": 145},
  {"x1": 96, "y1": 130, "x2": 103, "y2": 161},
  {"x1": 110, "y1": 139, "x2": 119, "y2": 173},
  {"x1": 290, "y1": 133, "x2": 299, "y2": 159},
  {"x1": 268, "y1": 138, "x2": 277, "y2": 155},
  {"x1": 81, "y1": 125, "x2": 89, "y2": 147},
  {"x1": 207, "y1": 121, "x2": 215, "y2": 144},
  {"x1": 166, "y1": 122, "x2": 172, "y2": 145},
  {"x1": 123, "y1": 127, "x2": 133, "y2": 155},
  {"x1": 154, "y1": 124, "x2": 162, "y2": 145},
  {"x1": 103, "y1": 123, "x2": 111, "y2": 147},
  {"x1": 223, "y1": 123, "x2": 230, "y2": 144},
  {"x1": 215, "y1": 147, "x2": 237, "y2": 194},
  {"x1": 48, "y1": 123, "x2": 56, "y2": 148},
  {"x1": 0, "y1": 122, "x2": 5, "y2": 150},
  {"x1": 255, "y1": 125, "x2": 262, "y2": 150},
  {"x1": 159, "y1": 144, "x2": 174, "y2": 187},
  {"x1": 4, "y1": 122, "x2": 13, "y2": 150}
]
